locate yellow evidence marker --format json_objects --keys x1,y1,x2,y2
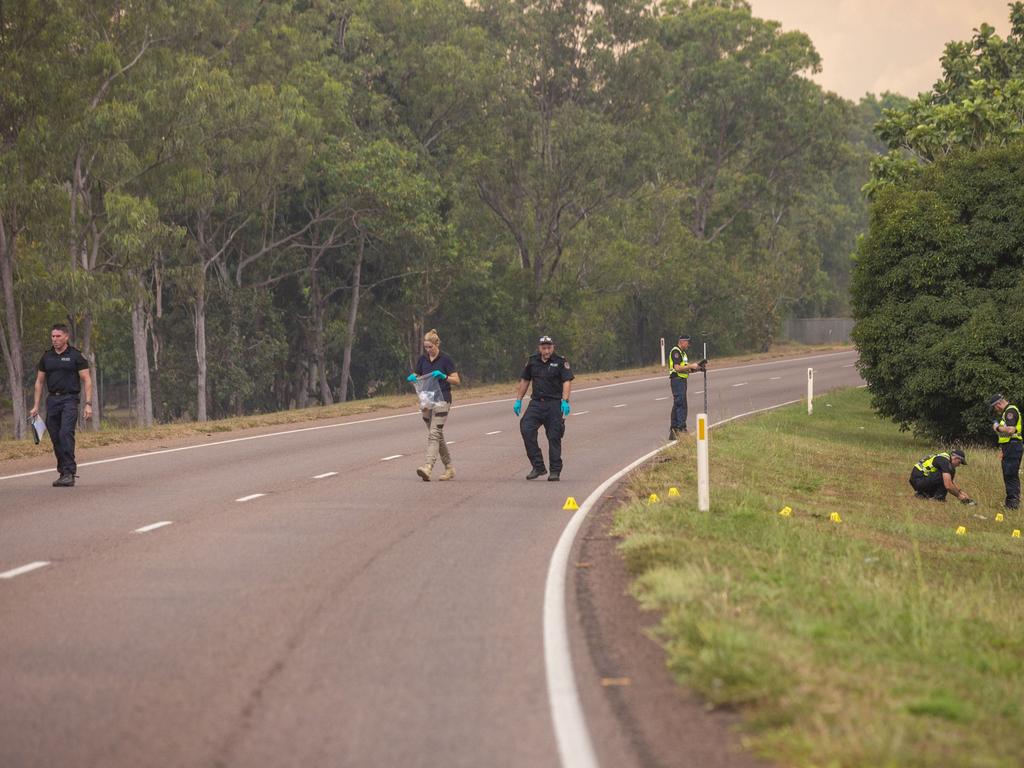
[
  {"x1": 829, "y1": 512, "x2": 842, "y2": 524},
  {"x1": 996, "y1": 513, "x2": 1005, "y2": 522},
  {"x1": 779, "y1": 506, "x2": 793, "y2": 517},
  {"x1": 668, "y1": 487, "x2": 680, "y2": 497},
  {"x1": 955, "y1": 526, "x2": 967, "y2": 536},
  {"x1": 648, "y1": 493, "x2": 660, "y2": 503},
  {"x1": 1013, "y1": 529, "x2": 1021, "y2": 538},
  {"x1": 563, "y1": 497, "x2": 579, "y2": 511}
]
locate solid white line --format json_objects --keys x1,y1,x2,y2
[
  {"x1": 236, "y1": 493, "x2": 265, "y2": 502},
  {"x1": 544, "y1": 393, "x2": 811, "y2": 768},
  {"x1": 380, "y1": 454, "x2": 403, "y2": 461},
  {"x1": 732, "y1": 382, "x2": 748, "y2": 388},
  {"x1": 0, "y1": 350, "x2": 856, "y2": 483},
  {"x1": 572, "y1": 411, "x2": 590, "y2": 416},
  {"x1": 134, "y1": 521, "x2": 173, "y2": 533},
  {"x1": 0, "y1": 561, "x2": 51, "y2": 580},
  {"x1": 313, "y1": 472, "x2": 337, "y2": 479},
  {"x1": 612, "y1": 404, "x2": 627, "y2": 408},
  {"x1": 486, "y1": 430, "x2": 502, "y2": 436}
]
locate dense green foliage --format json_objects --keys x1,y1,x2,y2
[
  {"x1": 854, "y1": 3, "x2": 1024, "y2": 440},
  {"x1": 1, "y1": 0, "x2": 876, "y2": 435}
]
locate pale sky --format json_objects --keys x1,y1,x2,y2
[{"x1": 750, "y1": 1, "x2": 1013, "y2": 99}]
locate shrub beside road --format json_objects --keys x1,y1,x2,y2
[{"x1": 615, "y1": 387, "x2": 1024, "y2": 767}]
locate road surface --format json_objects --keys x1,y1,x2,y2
[{"x1": 0, "y1": 350, "x2": 861, "y2": 767}]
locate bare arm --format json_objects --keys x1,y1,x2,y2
[
  {"x1": 942, "y1": 473, "x2": 968, "y2": 501},
  {"x1": 515, "y1": 379, "x2": 529, "y2": 400},
  {"x1": 29, "y1": 371, "x2": 45, "y2": 417},
  {"x1": 562, "y1": 380, "x2": 571, "y2": 400},
  {"x1": 447, "y1": 372, "x2": 461, "y2": 386},
  {"x1": 80, "y1": 369, "x2": 93, "y2": 413}
]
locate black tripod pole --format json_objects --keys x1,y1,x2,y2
[{"x1": 702, "y1": 342, "x2": 709, "y2": 416}]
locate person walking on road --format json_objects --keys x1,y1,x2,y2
[
  {"x1": 909, "y1": 449, "x2": 974, "y2": 504},
  {"x1": 29, "y1": 324, "x2": 93, "y2": 487},
  {"x1": 989, "y1": 393, "x2": 1022, "y2": 509},
  {"x1": 667, "y1": 333, "x2": 705, "y2": 440},
  {"x1": 406, "y1": 329, "x2": 460, "y2": 481},
  {"x1": 514, "y1": 335, "x2": 574, "y2": 481}
]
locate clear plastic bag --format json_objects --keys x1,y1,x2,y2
[{"x1": 412, "y1": 373, "x2": 444, "y2": 411}]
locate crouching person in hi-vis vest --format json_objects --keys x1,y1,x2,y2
[
  {"x1": 909, "y1": 449, "x2": 974, "y2": 504},
  {"x1": 989, "y1": 394, "x2": 1022, "y2": 510}
]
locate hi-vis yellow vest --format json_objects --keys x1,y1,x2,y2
[
  {"x1": 668, "y1": 346, "x2": 688, "y2": 379},
  {"x1": 914, "y1": 453, "x2": 950, "y2": 476},
  {"x1": 999, "y1": 404, "x2": 1023, "y2": 443}
]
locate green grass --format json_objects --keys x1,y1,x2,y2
[{"x1": 614, "y1": 388, "x2": 1024, "y2": 768}]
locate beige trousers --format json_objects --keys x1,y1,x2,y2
[{"x1": 422, "y1": 402, "x2": 451, "y2": 468}]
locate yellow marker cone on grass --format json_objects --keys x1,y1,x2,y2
[
  {"x1": 829, "y1": 512, "x2": 842, "y2": 524},
  {"x1": 1013, "y1": 529, "x2": 1021, "y2": 538},
  {"x1": 779, "y1": 506, "x2": 793, "y2": 517},
  {"x1": 668, "y1": 487, "x2": 680, "y2": 497},
  {"x1": 563, "y1": 497, "x2": 579, "y2": 511},
  {"x1": 648, "y1": 493, "x2": 660, "y2": 503},
  {"x1": 955, "y1": 526, "x2": 967, "y2": 536},
  {"x1": 996, "y1": 513, "x2": 1005, "y2": 522}
]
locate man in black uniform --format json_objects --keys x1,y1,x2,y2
[
  {"x1": 908, "y1": 449, "x2": 974, "y2": 503},
  {"x1": 29, "y1": 324, "x2": 93, "y2": 487},
  {"x1": 989, "y1": 393, "x2": 1022, "y2": 509},
  {"x1": 667, "y1": 333, "x2": 705, "y2": 439},
  {"x1": 514, "y1": 335, "x2": 574, "y2": 481}
]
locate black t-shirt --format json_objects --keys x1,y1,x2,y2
[
  {"x1": 521, "y1": 353, "x2": 574, "y2": 400},
  {"x1": 415, "y1": 352, "x2": 457, "y2": 403},
  {"x1": 37, "y1": 346, "x2": 89, "y2": 395}
]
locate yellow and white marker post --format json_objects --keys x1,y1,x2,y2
[
  {"x1": 697, "y1": 413, "x2": 709, "y2": 512},
  {"x1": 660, "y1": 337, "x2": 666, "y2": 367},
  {"x1": 807, "y1": 368, "x2": 814, "y2": 415}
]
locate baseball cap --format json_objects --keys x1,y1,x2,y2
[
  {"x1": 951, "y1": 449, "x2": 967, "y2": 465},
  {"x1": 678, "y1": 333, "x2": 691, "y2": 341},
  {"x1": 538, "y1": 335, "x2": 554, "y2": 345},
  {"x1": 988, "y1": 393, "x2": 1005, "y2": 408}
]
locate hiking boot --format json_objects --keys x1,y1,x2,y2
[
  {"x1": 526, "y1": 467, "x2": 547, "y2": 480},
  {"x1": 439, "y1": 466, "x2": 455, "y2": 481},
  {"x1": 53, "y1": 473, "x2": 75, "y2": 487},
  {"x1": 547, "y1": 471, "x2": 560, "y2": 482},
  {"x1": 668, "y1": 429, "x2": 677, "y2": 440},
  {"x1": 416, "y1": 465, "x2": 432, "y2": 482}
]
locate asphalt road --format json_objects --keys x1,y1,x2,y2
[{"x1": 0, "y1": 350, "x2": 861, "y2": 768}]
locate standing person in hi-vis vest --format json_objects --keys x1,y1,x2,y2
[
  {"x1": 989, "y1": 394, "x2": 1022, "y2": 509},
  {"x1": 667, "y1": 333, "x2": 705, "y2": 440}
]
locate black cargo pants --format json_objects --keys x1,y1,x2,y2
[{"x1": 520, "y1": 399, "x2": 565, "y2": 473}]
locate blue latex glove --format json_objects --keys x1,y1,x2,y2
[
  {"x1": 513, "y1": 399, "x2": 522, "y2": 416},
  {"x1": 430, "y1": 369, "x2": 447, "y2": 380},
  {"x1": 406, "y1": 373, "x2": 417, "y2": 382},
  {"x1": 561, "y1": 399, "x2": 571, "y2": 417}
]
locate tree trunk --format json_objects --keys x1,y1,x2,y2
[
  {"x1": 338, "y1": 234, "x2": 365, "y2": 404},
  {"x1": 194, "y1": 270, "x2": 209, "y2": 422},
  {"x1": 130, "y1": 289, "x2": 154, "y2": 428},
  {"x1": 0, "y1": 213, "x2": 26, "y2": 439},
  {"x1": 79, "y1": 312, "x2": 100, "y2": 430},
  {"x1": 310, "y1": 252, "x2": 334, "y2": 405}
]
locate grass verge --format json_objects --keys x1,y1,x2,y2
[
  {"x1": 614, "y1": 387, "x2": 1024, "y2": 768},
  {"x1": 0, "y1": 342, "x2": 848, "y2": 463}
]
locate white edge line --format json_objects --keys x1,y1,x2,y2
[
  {"x1": 313, "y1": 472, "x2": 338, "y2": 479},
  {"x1": 545, "y1": 395, "x2": 805, "y2": 768},
  {"x1": 134, "y1": 521, "x2": 173, "y2": 533},
  {"x1": 380, "y1": 454, "x2": 403, "y2": 461},
  {"x1": 236, "y1": 493, "x2": 265, "y2": 502},
  {"x1": 0, "y1": 561, "x2": 51, "y2": 579},
  {"x1": 1, "y1": 350, "x2": 856, "y2": 483}
]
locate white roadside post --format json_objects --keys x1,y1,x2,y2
[
  {"x1": 807, "y1": 367, "x2": 814, "y2": 415},
  {"x1": 660, "y1": 337, "x2": 666, "y2": 367},
  {"x1": 697, "y1": 413, "x2": 709, "y2": 511}
]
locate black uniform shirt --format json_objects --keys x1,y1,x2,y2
[
  {"x1": 911, "y1": 454, "x2": 954, "y2": 480},
  {"x1": 414, "y1": 352, "x2": 458, "y2": 403},
  {"x1": 37, "y1": 346, "x2": 89, "y2": 395},
  {"x1": 521, "y1": 353, "x2": 574, "y2": 400}
]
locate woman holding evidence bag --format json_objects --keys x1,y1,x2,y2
[{"x1": 406, "y1": 329, "x2": 460, "y2": 481}]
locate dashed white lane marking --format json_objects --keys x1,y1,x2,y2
[
  {"x1": 313, "y1": 472, "x2": 337, "y2": 479},
  {"x1": 572, "y1": 411, "x2": 590, "y2": 416},
  {"x1": 770, "y1": 376, "x2": 781, "y2": 380},
  {"x1": 486, "y1": 430, "x2": 502, "y2": 436},
  {"x1": 134, "y1": 521, "x2": 173, "y2": 533},
  {"x1": 612, "y1": 404, "x2": 627, "y2": 408},
  {"x1": 843, "y1": 364, "x2": 855, "y2": 368},
  {"x1": 732, "y1": 382, "x2": 748, "y2": 387},
  {"x1": 0, "y1": 561, "x2": 50, "y2": 580},
  {"x1": 654, "y1": 396, "x2": 668, "y2": 401},
  {"x1": 380, "y1": 454, "x2": 403, "y2": 461},
  {"x1": 236, "y1": 493, "x2": 266, "y2": 502},
  {"x1": 694, "y1": 390, "x2": 704, "y2": 394},
  {"x1": 446, "y1": 441, "x2": 456, "y2": 445}
]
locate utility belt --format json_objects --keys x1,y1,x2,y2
[
  {"x1": 48, "y1": 390, "x2": 80, "y2": 397},
  {"x1": 531, "y1": 396, "x2": 562, "y2": 402}
]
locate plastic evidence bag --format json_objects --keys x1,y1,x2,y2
[{"x1": 412, "y1": 373, "x2": 444, "y2": 411}]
